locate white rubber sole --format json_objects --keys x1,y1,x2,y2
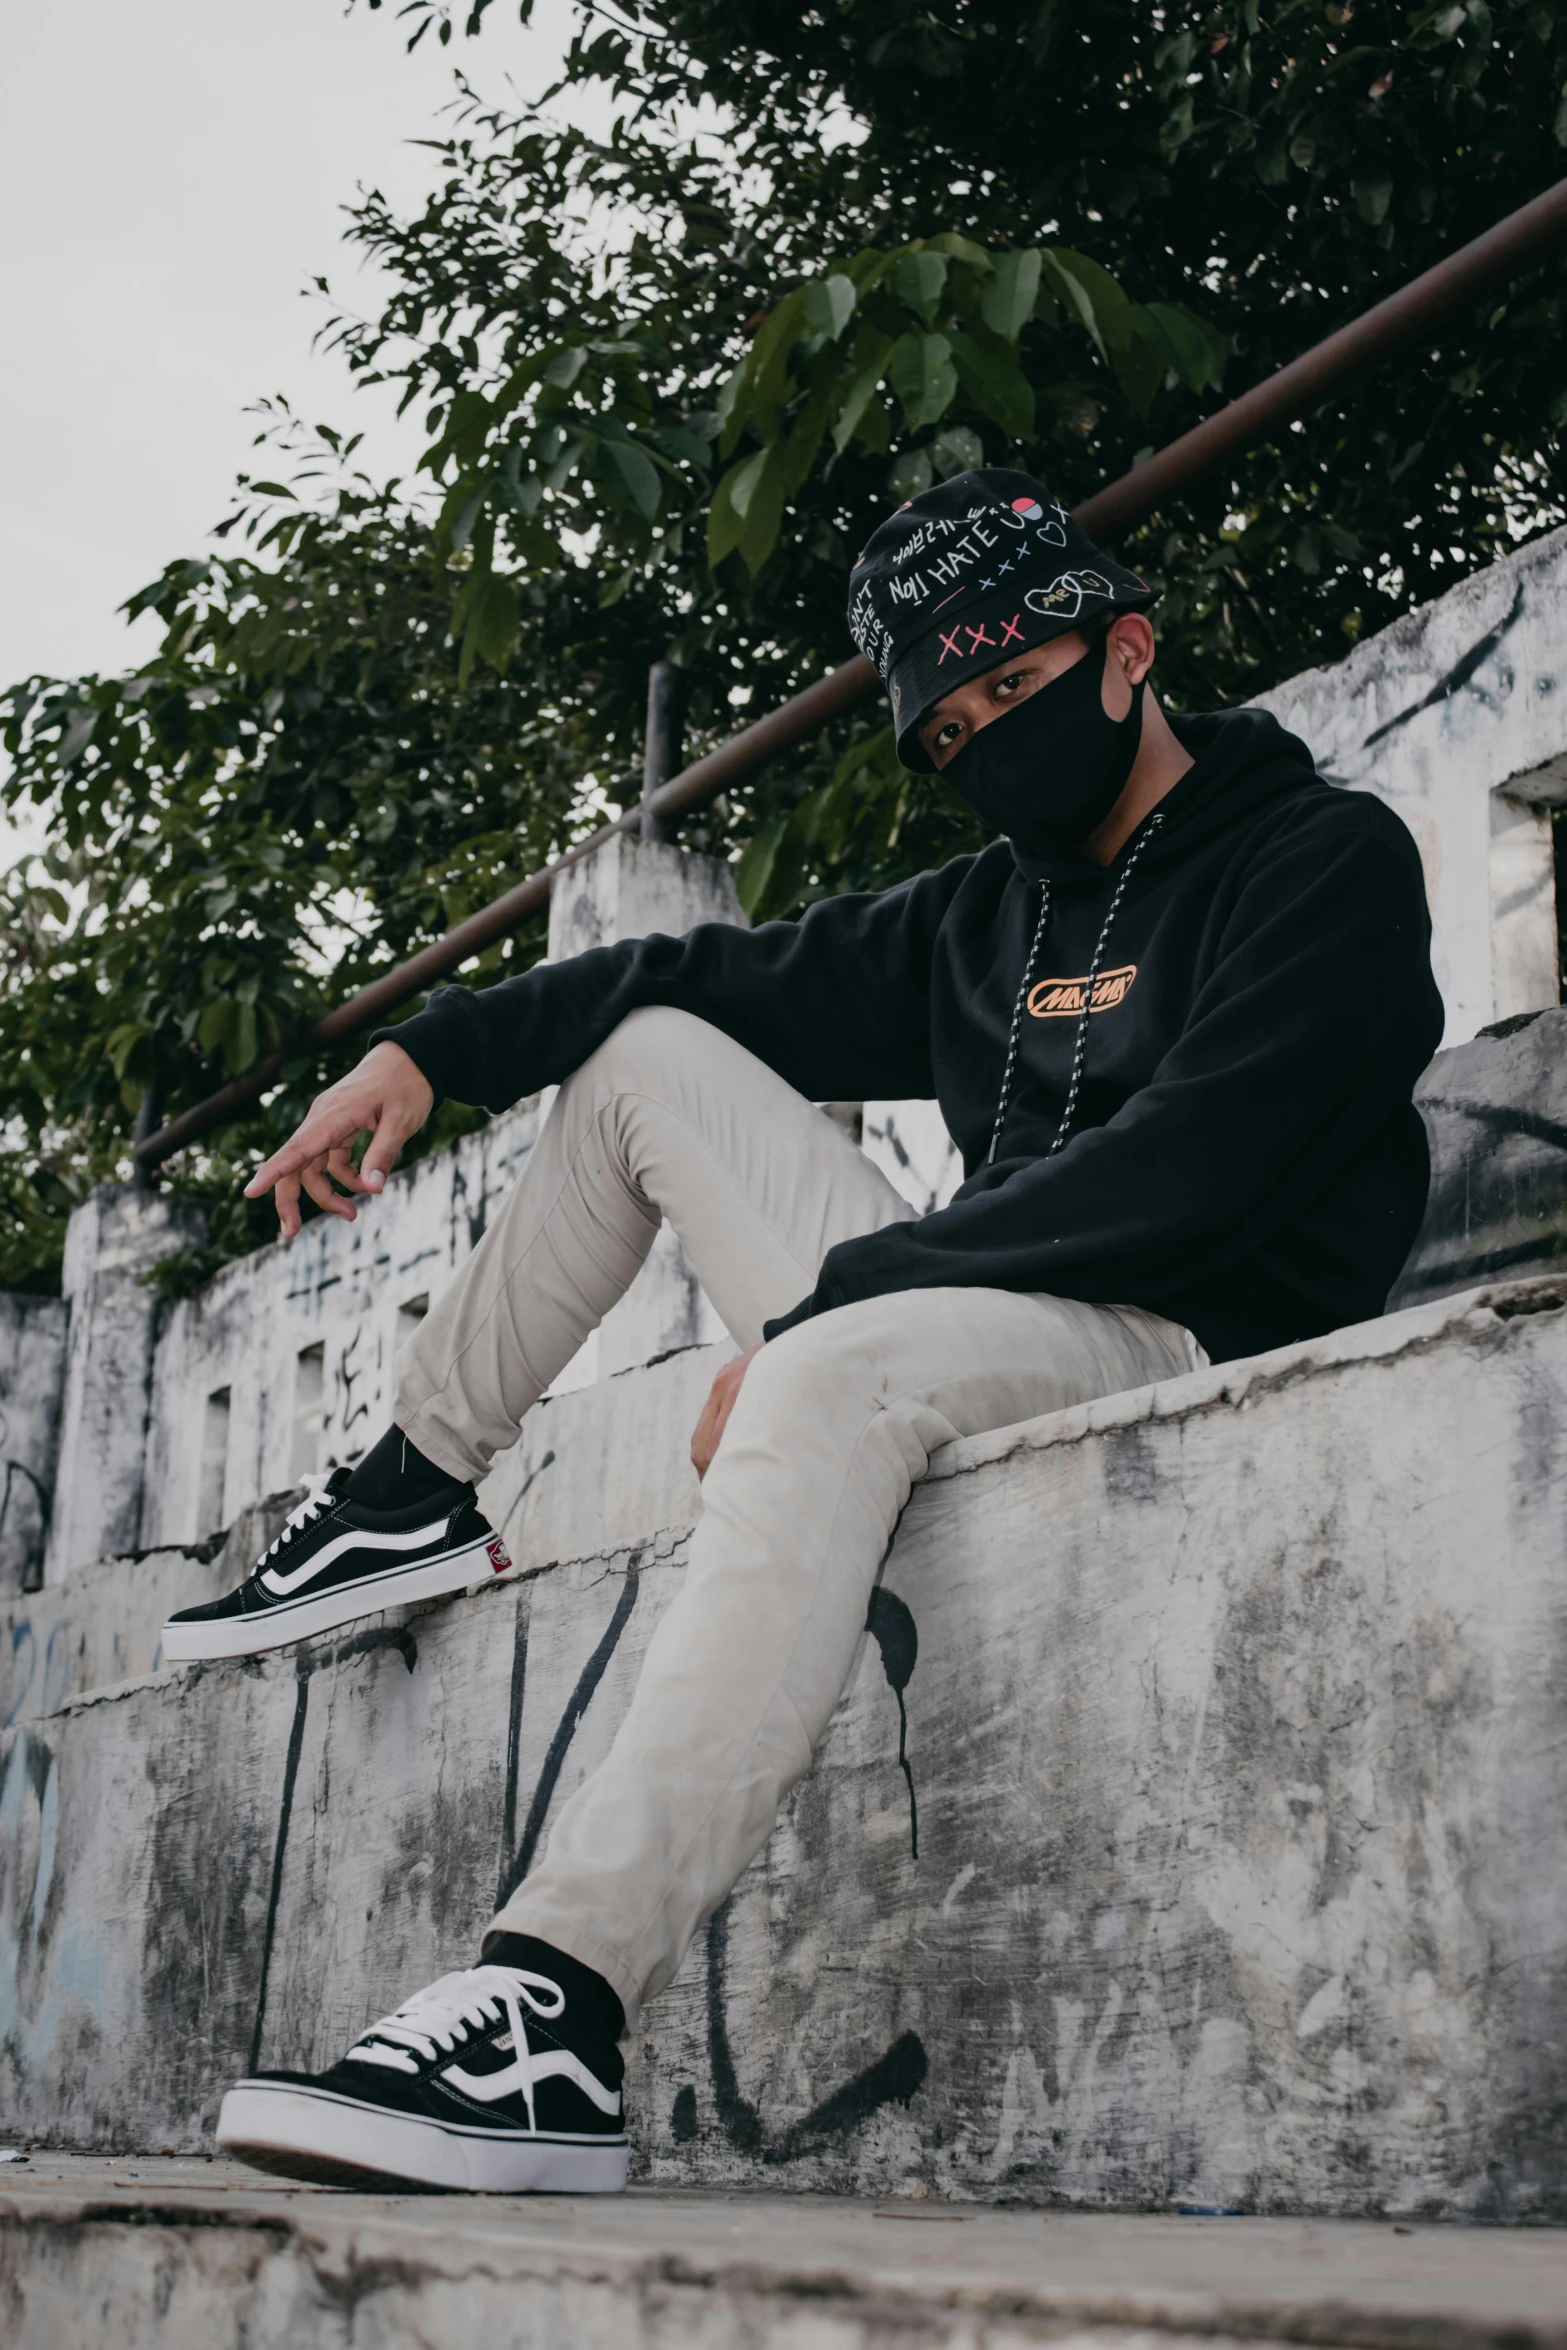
[
  {"x1": 159, "y1": 1534, "x2": 503, "y2": 1663},
  {"x1": 216, "y1": 2082, "x2": 629, "y2": 2194}
]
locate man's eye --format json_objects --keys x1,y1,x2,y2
[
  {"x1": 938, "y1": 721, "x2": 963, "y2": 746},
  {"x1": 994, "y1": 670, "x2": 1027, "y2": 697}
]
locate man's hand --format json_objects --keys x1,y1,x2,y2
[
  {"x1": 244, "y1": 1040, "x2": 435, "y2": 1240},
  {"x1": 690, "y1": 1344, "x2": 761, "y2": 1481}
]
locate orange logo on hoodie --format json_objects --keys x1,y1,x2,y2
[{"x1": 1027, "y1": 964, "x2": 1137, "y2": 1019}]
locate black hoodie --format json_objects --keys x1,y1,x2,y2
[{"x1": 380, "y1": 709, "x2": 1444, "y2": 1364}]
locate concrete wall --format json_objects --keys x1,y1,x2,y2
[
  {"x1": 44, "y1": 1189, "x2": 206, "y2": 1583},
  {"x1": 0, "y1": 1298, "x2": 68, "y2": 1597},
  {"x1": 1257, "y1": 522, "x2": 1567, "y2": 1046},
  {"x1": 5, "y1": 1277, "x2": 1567, "y2": 2218}
]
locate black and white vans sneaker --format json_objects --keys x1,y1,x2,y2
[
  {"x1": 217, "y1": 1964, "x2": 628, "y2": 2193},
  {"x1": 159, "y1": 1467, "x2": 511, "y2": 1662}
]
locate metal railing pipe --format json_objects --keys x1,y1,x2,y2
[
  {"x1": 1075, "y1": 175, "x2": 1567, "y2": 541},
  {"x1": 134, "y1": 177, "x2": 1567, "y2": 1172}
]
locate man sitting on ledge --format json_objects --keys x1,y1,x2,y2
[{"x1": 162, "y1": 467, "x2": 1443, "y2": 2194}]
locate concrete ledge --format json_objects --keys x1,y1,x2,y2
[
  {"x1": 3, "y1": 2158, "x2": 1565, "y2": 2350},
  {"x1": 0, "y1": 1342, "x2": 726, "y2": 1728},
  {"x1": 5, "y1": 1283, "x2": 1567, "y2": 2214}
]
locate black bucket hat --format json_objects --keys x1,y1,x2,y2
[{"x1": 846, "y1": 467, "x2": 1157, "y2": 771}]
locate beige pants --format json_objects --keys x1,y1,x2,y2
[{"x1": 397, "y1": 1007, "x2": 1193, "y2": 2027}]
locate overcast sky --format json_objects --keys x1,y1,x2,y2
[{"x1": 1, "y1": 0, "x2": 598, "y2": 705}]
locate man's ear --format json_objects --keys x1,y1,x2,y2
[{"x1": 1109, "y1": 613, "x2": 1155, "y2": 685}]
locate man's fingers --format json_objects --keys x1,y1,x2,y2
[
  {"x1": 299, "y1": 1161, "x2": 357, "y2": 1222},
  {"x1": 245, "y1": 1116, "x2": 358, "y2": 1199},
  {"x1": 359, "y1": 1104, "x2": 421, "y2": 1190},
  {"x1": 326, "y1": 1143, "x2": 375, "y2": 1197},
  {"x1": 273, "y1": 1172, "x2": 304, "y2": 1242}
]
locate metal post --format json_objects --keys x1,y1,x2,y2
[
  {"x1": 131, "y1": 1086, "x2": 160, "y2": 1191},
  {"x1": 641, "y1": 661, "x2": 686, "y2": 845}
]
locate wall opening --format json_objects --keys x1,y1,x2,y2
[
  {"x1": 290, "y1": 1343, "x2": 325, "y2": 1482},
  {"x1": 198, "y1": 1388, "x2": 231, "y2": 1534}
]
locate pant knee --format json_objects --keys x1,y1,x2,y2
[{"x1": 566, "y1": 1005, "x2": 711, "y2": 1102}]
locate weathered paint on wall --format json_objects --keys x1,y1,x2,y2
[
  {"x1": 0, "y1": 1298, "x2": 68, "y2": 1596},
  {"x1": 44, "y1": 1189, "x2": 206, "y2": 1584},
  {"x1": 1, "y1": 1347, "x2": 721, "y2": 1729},
  {"x1": 1256, "y1": 521, "x2": 1567, "y2": 1045},
  {"x1": 5, "y1": 1278, "x2": 1567, "y2": 2217},
  {"x1": 1393, "y1": 1003, "x2": 1567, "y2": 1308}
]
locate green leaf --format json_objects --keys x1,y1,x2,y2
[
  {"x1": 926, "y1": 232, "x2": 993, "y2": 271},
  {"x1": 980, "y1": 249, "x2": 1042, "y2": 342},
  {"x1": 457, "y1": 572, "x2": 520, "y2": 684},
  {"x1": 57, "y1": 710, "x2": 96, "y2": 765},
  {"x1": 802, "y1": 273, "x2": 856, "y2": 341},
  {"x1": 737, "y1": 448, "x2": 786, "y2": 575},
  {"x1": 1041, "y1": 248, "x2": 1135, "y2": 372},
  {"x1": 431, "y1": 389, "x2": 494, "y2": 472},
  {"x1": 714, "y1": 357, "x2": 751, "y2": 457},
  {"x1": 728, "y1": 446, "x2": 772, "y2": 522},
  {"x1": 829, "y1": 335, "x2": 897, "y2": 454},
  {"x1": 889, "y1": 332, "x2": 957, "y2": 431},
  {"x1": 104, "y1": 1022, "x2": 145, "y2": 1081},
  {"x1": 601, "y1": 437, "x2": 662, "y2": 519},
  {"x1": 706, "y1": 451, "x2": 756, "y2": 565},
  {"x1": 948, "y1": 332, "x2": 1035, "y2": 440},
  {"x1": 892, "y1": 249, "x2": 950, "y2": 326},
  {"x1": 1143, "y1": 301, "x2": 1227, "y2": 393},
  {"x1": 541, "y1": 345, "x2": 588, "y2": 389},
  {"x1": 1119, "y1": 306, "x2": 1172, "y2": 419},
  {"x1": 745, "y1": 289, "x2": 808, "y2": 440},
  {"x1": 735, "y1": 813, "x2": 787, "y2": 917},
  {"x1": 780, "y1": 390, "x2": 832, "y2": 495},
  {"x1": 1352, "y1": 176, "x2": 1393, "y2": 225},
  {"x1": 888, "y1": 445, "x2": 934, "y2": 501},
  {"x1": 931, "y1": 424, "x2": 984, "y2": 477}
]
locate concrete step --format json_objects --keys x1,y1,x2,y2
[
  {"x1": 4, "y1": 1282, "x2": 1567, "y2": 2218},
  {"x1": 0, "y1": 1341, "x2": 726, "y2": 1725},
  {"x1": 3, "y1": 2156, "x2": 1565, "y2": 2349}
]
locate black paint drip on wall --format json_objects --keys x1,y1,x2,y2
[
  {"x1": 866, "y1": 1586, "x2": 919, "y2": 1861},
  {"x1": 703, "y1": 1898, "x2": 928, "y2": 2163},
  {"x1": 495, "y1": 1555, "x2": 641, "y2": 1909},
  {"x1": 248, "y1": 1624, "x2": 418, "y2": 2075},
  {"x1": 1362, "y1": 578, "x2": 1526, "y2": 748}
]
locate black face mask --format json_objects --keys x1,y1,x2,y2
[{"x1": 944, "y1": 634, "x2": 1144, "y2": 869}]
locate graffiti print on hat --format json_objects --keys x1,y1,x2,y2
[
  {"x1": 1004, "y1": 496, "x2": 1067, "y2": 547},
  {"x1": 1024, "y1": 568, "x2": 1114, "y2": 623}
]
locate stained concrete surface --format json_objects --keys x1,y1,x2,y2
[
  {"x1": 0, "y1": 1295, "x2": 67, "y2": 1595},
  {"x1": 7, "y1": 1279, "x2": 1567, "y2": 2215},
  {"x1": 0, "y1": 1344, "x2": 726, "y2": 1729},
  {"x1": 1394, "y1": 1005, "x2": 1567, "y2": 1306},
  {"x1": 1257, "y1": 518, "x2": 1567, "y2": 1043},
  {"x1": 3, "y1": 2156, "x2": 1566, "y2": 2350}
]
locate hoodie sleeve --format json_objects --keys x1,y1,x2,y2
[
  {"x1": 373, "y1": 857, "x2": 973, "y2": 1114},
  {"x1": 764, "y1": 798, "x2": 1443, "y2": 1341}
]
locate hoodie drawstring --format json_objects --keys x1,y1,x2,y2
[{"x1": 986, "y1": 812, "x2": 1164, "y2": 1167}]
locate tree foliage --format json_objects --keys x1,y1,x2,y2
[{"x1": 4, "y1": 0, "x2": 1565, "y2": 1293}]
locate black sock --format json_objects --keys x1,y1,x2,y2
[
  {"x1": 483, "y1": 1932, "x2": 625, "y2": 2046},
  {"x1": 345, "y1": 1426, "x2": 470, "y2": 1511}
]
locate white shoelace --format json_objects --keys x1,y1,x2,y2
[
  {"x1": 346, "y1": 1966, "x2": 566, "y2": 2114},
  {"x1": 260, "y1": 1471, "x2": 337, "y2": 1564}
]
